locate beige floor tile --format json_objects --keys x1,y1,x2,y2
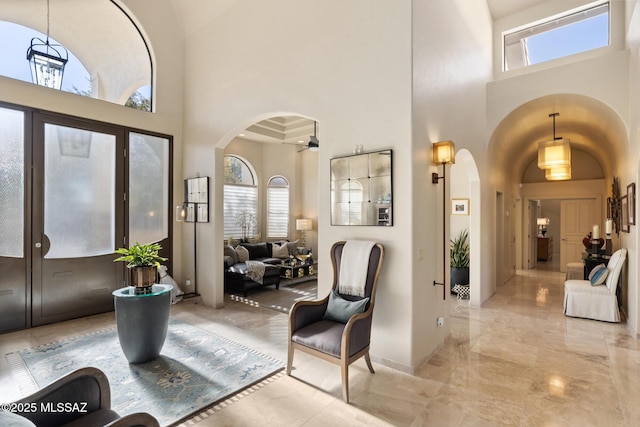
[{"x1": 2, "y1": 266, "x2": 639, "y2": 426}]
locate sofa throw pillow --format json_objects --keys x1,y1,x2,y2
[
  {"x1": 235, "y1": 245, "x2": 249, "y2": 263},
  {"x1": 323, "y1": 290, "x2": 369, "y2": 324},
  {"x1": 223, "y1": 245, "x2": 238, "y2": 265},
  {"x1": 589, "y1": 264, "x2": 608, "y2": 286},
  {"x1": 287, "y1": 240, "x2": 300, "y2": 256},
  {"x1": 272, "y1": 242, "x2": 289, "y2": 259}
]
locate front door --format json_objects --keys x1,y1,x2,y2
[{"x1": 31, "y1": 114, "x2": 125, "y2": 326}]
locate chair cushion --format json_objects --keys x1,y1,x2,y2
[
  {"x1": 292, "y1": 320, "x2": 345, "y2": 357},
  {"x1": 323, "y1": 290, "x2": 369, "y2": 324},
  {"x1": 589, "y1": 264, "x2": 608, "y2": 286},
  {"x1": 565, "y1": 279, "x2": 612, "y2": 295}
]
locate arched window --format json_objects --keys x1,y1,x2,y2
[
  {"x1": 267, "y1": 176, "x2": 289, "y2": 239},
  {"x1": 0, "y1": 0, "x2": 152, "y2": 110},
  {"x1": 224, "y1": 155, "x2": 257, "y2": 240}
]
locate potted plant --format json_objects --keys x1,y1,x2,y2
[
  {"x1": 114, "y1": 242, "x2": 167, "y2": 293},
  {"x1": 450, "y1": 229, "x2": 470, "y2": 292}
]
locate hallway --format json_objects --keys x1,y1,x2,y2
[{"x1": 1, "y1": 268, "x2": 638, "y2": 426}]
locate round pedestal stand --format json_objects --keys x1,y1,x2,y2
[{"x1": 112, "y1": 284, "x2": 173, "y2": 364}]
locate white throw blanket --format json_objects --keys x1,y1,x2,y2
[
  {"x1": 245, "y1": 260, "x2": 266, "y2": 284},
  {"x1": 338, "y1": 240, "x2": 376, "y2": 297}
]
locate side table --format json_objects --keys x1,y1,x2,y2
[{"x1": 112, "y1": 284, "x2": 173, "y2": 364}]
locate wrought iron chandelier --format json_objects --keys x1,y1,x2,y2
[{"x1": 26, "y1": 0, "x2": 68, "y2": 90}]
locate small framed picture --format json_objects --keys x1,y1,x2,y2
[
  {"x1": 627, "y1": 183, "x2": 635, "y2": 226},
  {"x1": 621, "y1": 195, "x2": 630, "y2": 233},
  {"x1": 451, "y1": 199, "x2": 469, "y2": 215}
]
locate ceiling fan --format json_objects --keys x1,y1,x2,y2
[{"x1": 299, "y1": 121, "x2": 319, "y2": 152}]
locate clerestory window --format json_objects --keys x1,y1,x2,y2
[{"x1": 504, "y1": 2, "x2": 609, "y2": 71}]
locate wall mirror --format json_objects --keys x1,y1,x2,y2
[
  {"x1": 184, "y1": 176, "x2": 209, "y2": 222},
  {"x1": 330, "y1": 149, "x2": 392, "y2": 226}
]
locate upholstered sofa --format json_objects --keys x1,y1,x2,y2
[{"x1": 224, "y1": 241, "x2": 300, "y2": 296}]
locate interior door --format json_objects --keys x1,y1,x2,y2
[
  {"x1": 31, "y1": 114, "x2": 125, "y2": 326},
  {"x1": 0, "y1": 106, "x2": 29, "y2": 332},
  {"x1": 560, "y1": 198, "x2": 600, "y2": 272}
]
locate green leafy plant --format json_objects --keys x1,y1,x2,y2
[
  {"x1": 114, "y1": 242, "x2": 167, "y2": 268},
  {"x1": 450, "y1": 229, "x2": 470, "y2": 268}
]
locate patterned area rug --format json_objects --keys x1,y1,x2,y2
[
  {"x1": 228, "y1": 279, "x2": 317, "y2": 313},
  {"x1": 6, "y1": 319, "x2": 284, "y2": 426}
]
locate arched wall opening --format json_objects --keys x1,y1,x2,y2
[
  {"x1": 450, "y1": 149, "x2": 481, "y2": 307},
  {"x1": 484, "y1": 92, "x2": 628, "y2": 307},
  {"x1": 189, "y1": 112, "x2": 320, "y2": 307}
]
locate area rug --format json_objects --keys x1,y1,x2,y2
[
  {"x1": 228, "y1": 279, "x2": 317, "y2": 313},
  {"x1": 5, "y1": 319, "x2": 284, "y2": 427}
]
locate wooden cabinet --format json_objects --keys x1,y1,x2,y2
[{"x1": 537, "y1": 237, "x2": 553, "y2": 261}]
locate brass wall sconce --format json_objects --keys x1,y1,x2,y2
[{"x1": 432, "y1": 140, "x2": 455, "y2": 300}]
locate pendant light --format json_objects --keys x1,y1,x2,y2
[
  {"x1": 538, "y1": 113, "x2": 571, "y2": 173},
  {"x1": 26, "y1": 0, "x2": 68, "y2": 90}
]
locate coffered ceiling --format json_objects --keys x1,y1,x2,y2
[{"x1": 240, "y1": 116, "x2": 317, "y2": 147}]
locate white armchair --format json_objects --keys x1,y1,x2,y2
[{"x1": 564, "y1": 248, "x2": 626, "y2": 322}]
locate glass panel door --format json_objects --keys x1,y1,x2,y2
[
  {"x1": 128, "y1": 132, "x2": 170, "y2": 246},
  {"x1": 32, "y1": 114, "x2": 124, "y2": 326},
  {"x1": 0, "y1": 106, "x2": 28, "y2": 332}
]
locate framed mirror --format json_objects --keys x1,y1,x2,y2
[{"x1": 330, "y1": 149, "x2": 392, "y2": 226}]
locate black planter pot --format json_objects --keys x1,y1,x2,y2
[
  {"x1": 112, "y1": 284, "x2": 173, "y2": 364},
  {"x1": 451, "y1": 267, "x2": 469, "y2": 292}
]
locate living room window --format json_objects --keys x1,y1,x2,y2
[
  {"x1": 266, "y1": 176, "x2": 289, "y2": 239},
  {"x1": 223, "y1": 155, "x2": 257, "y2": 239},
  {"x1": 503, "y1": 2, "x2": 609, "y2": 71}
]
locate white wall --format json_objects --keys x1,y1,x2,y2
[
  {"x1": 181, "y1": 0, "x2": 417, "y2": 369},
  {"x1": 412, "y1": 0, "x2": 493, "y2": 365}
]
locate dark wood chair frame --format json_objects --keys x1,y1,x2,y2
[{"x1": 286, "y1": 241, "x2": 384, "y2": 402}]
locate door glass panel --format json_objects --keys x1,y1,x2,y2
[
  {"x1": 129, "y1": 132, "x2": 169, "y2": 245},
  {"x1": 0, "y1": 107, "x2": 25, "y2": 258},
  {"x1": 44, "y1": 124, "x2": 115, "y2": 258}
]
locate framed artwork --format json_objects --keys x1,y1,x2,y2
[
  {"x1": 451, "y1": 199, "x2": 469, "y2": 215},
  {"x1": 621, "y1": 195, "x2": 630, "y2": 233},
  {"x1": 627, "y1": 183, "x2": 636, "y2": 226}
]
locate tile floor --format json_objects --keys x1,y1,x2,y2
[{"x1": 1, "y1": 267, "x2": 639, "y2": 426}]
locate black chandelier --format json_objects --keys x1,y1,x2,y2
[{"x1": 26, "y1": 0, "x2": 68, "y2": 90}]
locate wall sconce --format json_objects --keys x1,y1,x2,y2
[
  {"x1": 432, "y1": 140, "x2": 455, "y2": 300},
  {"x1": 296, "y1": 218, "x2": 312, "y2": 247}
]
